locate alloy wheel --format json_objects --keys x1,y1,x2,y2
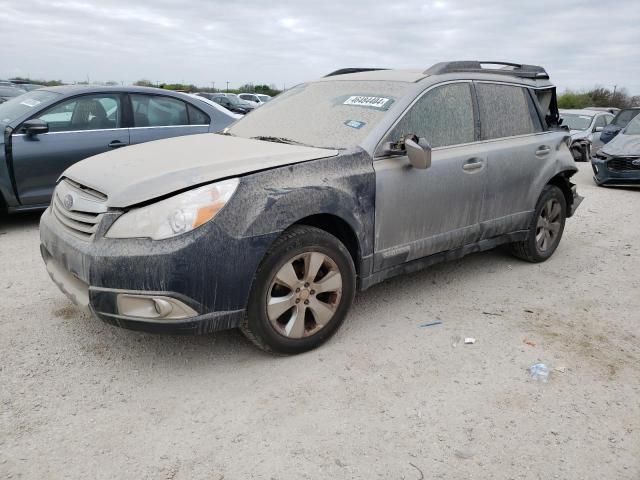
[
  {"x1": 536, "y1": 199, "x2": 562, "y2": 252},
  {"x1": 266, "y1": 251, "x2": 343, "y2": 338}
]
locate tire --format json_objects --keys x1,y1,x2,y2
[
  {"x1": 509, "y1": 185, "x2": 567, "y2": 263},
  {"x1": 581, "y1": 144, "x2": 591, "y2": 162},
  {"x1": 240, "y1": 225, "x2": 356, "y2": 354}
]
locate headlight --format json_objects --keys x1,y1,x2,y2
[{"x1": 106, "y1": 178, "x2": 239, "y2": 240}]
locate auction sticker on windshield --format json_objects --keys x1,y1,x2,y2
[{"x1": 343, "y1": 96, "x2": 391, "y2": 109}]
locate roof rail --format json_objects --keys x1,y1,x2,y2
[
  {"x1": 324, "y1": 68, "x2": 388, "y2": 78},
  {"x1": 424, "y1": 61, "x2": 549, "y2": 80}
]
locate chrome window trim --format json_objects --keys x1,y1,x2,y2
[
  {"x1": 373, "y1": 79, "x2": 552, "y2": 156},
  {"x1": 374, "y1": 78, "x2": 556, "y2": 159},
  {"x1": 12, "y1": 124, "x2": 209, "y2": 136},
  {"x1": 12, "y1": 127, "x2": 125, "y2": 136},
  {"x1": 129, "y1": 124, "x2": 208, "y2": 130}
]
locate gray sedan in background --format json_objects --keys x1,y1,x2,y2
[{"x1": 0, "y1": 86, "x2": 237, "y2": 212}]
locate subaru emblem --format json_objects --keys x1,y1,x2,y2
[
  {"x1": 62, "y1": 194, "x2": 74, "y2": 210},
  {"x1": 632, "y1": 159, "x2": 640, "y2": 167}
]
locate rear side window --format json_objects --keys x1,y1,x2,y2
[
  {"x1": 387, "y1": 82, "x2": 475, "y2": 148},
  {"x1": 476, "y1": 84, "x2": 542, "y2": 140},
  {"x1": 131, "y1": 94, "x2": 189, "y2": 127},
  {"x1": 187, "y1": 104, "x2": 209, "y2": 125}
]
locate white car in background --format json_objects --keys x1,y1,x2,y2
[{"x1": 238, "y1": 93, "x2": 272, "y2": 107}]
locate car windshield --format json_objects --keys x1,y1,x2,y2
[
  {"x1": 612, "y1": 109, "x2": 640, "y2": 127},
  {"x1": 0, "y1": 90, "x2": 60, "y2": 123},
  {"x1": 257, "y1": 95, "x2": 270, "y2": 102},
  {"x1": 219, "y1": 95, "x2": 243, "y2": 106},
  {"x1": 228, "y1": 80, "x2": 409, "y2": 148},
  {"x1": 561, "y1": 113, "x2": 593, "y2": 131},
  {"x1": 623, "y1": 115, "x2": 640, "y2": 135}
]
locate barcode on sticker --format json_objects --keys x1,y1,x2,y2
[{"x1": 343, "y1": 96, "x2": 390, "y2": 108}]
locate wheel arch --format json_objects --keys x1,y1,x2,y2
[
  {"x1": 546, "y1": 170, "x2": 576, "y2": 216},
  {"x1": 292, "y1": 213, "x2": 362, "y2": 275}
]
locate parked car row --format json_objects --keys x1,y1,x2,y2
[
  {"x1": 37, "y1": 60, "x2": 585, "y2": 353},
  {"x1": 558, "y1": 106, "x2": 640, "y2": 187},
  {"x1": 195, "y1": 92, "x2": 255, "y2": 114}
]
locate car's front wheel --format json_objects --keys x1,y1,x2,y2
[
  {"x1": 509, "y1": 185, "x2": 567, "y2": 263},
  {"x1": 241, "y1": 225, "x2": 356, "y2": 354}
]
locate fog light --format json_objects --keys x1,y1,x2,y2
[{"x1": 117, "y1": 294, "x2": 198, "y2": 320}]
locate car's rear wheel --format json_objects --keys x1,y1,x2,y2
[
  {"x1": 241, "y1": 225, "x2": 356, "y2": 354},
  {"x1": 509, "y1": 185, "x2": 567, "y2": 263}
]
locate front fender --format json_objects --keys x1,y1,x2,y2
[{"x1": 215, "y1": 149, "x2": 376, "y2": 263}]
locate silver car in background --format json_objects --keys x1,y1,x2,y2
[{"x1": 560, "y1": 108, "x2": 614, "y2": 161}]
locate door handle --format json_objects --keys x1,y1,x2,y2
[
  {"x1": 535, "y1": 145, "x2": 551, "y2": 156},
  {"x1": 462, "y1": 158, "x2": 484, "y2": 171},
  {"x1": 108, "y1": 141, "x2": 127, "y2": 148}
]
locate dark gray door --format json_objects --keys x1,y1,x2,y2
[
  {"x1": 129, "y1": 94, "x2": 210, "y2": 144},
  {"x1": 474, "y1": 82, "x2": 550, "y2": 237},
  {"x1": 11, "y1": 94, "x2": 128, "y2": 206},
  {"x1": 373, "y1": 82, "x2": 486, "y2": 270}
]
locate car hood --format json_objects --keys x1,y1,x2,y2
[
  {"x1": 62, "y1": 133, "x2": 338, "y2": 208},
  {"x1": 601, "y1": 133, "x2": 640, "y2": 157},
  {"x1": 570, "y1": 130, "x2": 588, "y2": 139}
]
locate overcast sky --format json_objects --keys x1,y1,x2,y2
[{"x1": 1, "y1": 0, "x2": 639, "y2": 93}]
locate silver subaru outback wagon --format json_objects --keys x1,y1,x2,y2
[{"x1": 40, "y1": 61, "x2": 582, "y2": 354}]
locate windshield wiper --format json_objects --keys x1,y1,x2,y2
[{"x1": 251, "y1": 136, "x2": 312, "y2": 147}]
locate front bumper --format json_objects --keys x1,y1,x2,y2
[
  {"x1": 39, "y1": 207, "x2": 274, "y2": 334},
  {"x1": 591, "y1": 157, "x2": 640, "y2": 187}
]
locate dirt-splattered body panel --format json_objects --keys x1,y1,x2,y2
[{"x1": 39, "y1": 149, "x2": 375, "y2": 333}]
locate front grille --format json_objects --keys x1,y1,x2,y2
[
  {"x1": 51, "y1": 179, "x2": 107, "y2": 240},
  {"x1": 608, "y1": 157, "x2": 640, "y2": 171}
]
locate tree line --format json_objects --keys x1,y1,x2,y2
[
  {"x1": 558, "y1": 87, "x2": 639, "y2": 109},
  {"x1": 133, "y1": 80, "x2": 281, "y2": 96}
]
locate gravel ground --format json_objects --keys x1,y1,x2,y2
[{"x1": 1, "y1": 164, "x2": 639, "y2": 480}]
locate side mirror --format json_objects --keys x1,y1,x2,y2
[
  {"x1": 405, "y1": 136, "x2": 432, "y2": 169},
  {"x1": 23, "y1": 119, "x2": 49, "y2": 137},
  {"x1": 594, "y1": 126, "x2": 604, "y2": 132}
]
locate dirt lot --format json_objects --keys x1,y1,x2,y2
[{"x1": 0, "y1": 163, "x2": 638, "y2": 479}]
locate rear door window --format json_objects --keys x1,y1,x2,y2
[
  {"x1": 386, "y1": 82, "x2": 475, "y2": 148},
  {"x1": 476, "y1": 83, "x2": 542, "y2": 140},
  {"x1": 131, "y1": 94, "x2": 189, "y2": 127}
]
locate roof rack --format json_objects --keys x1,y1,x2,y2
[
  {"x1": 424, "y1": 61, "x2": 549, "y2": 80},
  {"x1": 324, "y1": 68, "x2": 388, "y2": 77}
]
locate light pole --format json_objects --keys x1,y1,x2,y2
[
  {"x1": 212, "y1": 81, "x2": 215, "y2": 92},
  {"x1": 226, "y1": 81, "x2": 229, "y2": 93}
]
